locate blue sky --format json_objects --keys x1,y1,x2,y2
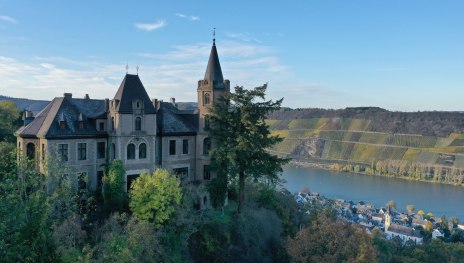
[{"x1": 1, "y1": 1, "x2": 463, "y2": 111}]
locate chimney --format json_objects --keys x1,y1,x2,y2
[
  {"x1": 170, "y1": 97, "x2": 177, "y2": 108},
  {"x1": 63, "y1": 93, "x2": 72, "y2": 99},
  {"x1": 105, "y1": 98, "x2": 109, "y2": 112},
  {"x1": 23, "y1": 110, "x2": 34, "y2": 126},
  {"x1": 84, "y1": 94, "x2": 90, "y2": 99},
  {"x1": 152, "y1": 98, "x2": 158, "y2": 109}
]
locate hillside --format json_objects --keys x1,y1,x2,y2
[
  {"x1": 267, "y1": 107, "x2": 464, "y2": 184},
  {"x1": 0, "y1": 95, "x2": 50, "y2": 115}
]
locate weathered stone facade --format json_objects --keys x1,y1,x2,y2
[{"x1": 16, "y1": 40, "x2": 229, "y2": 200}]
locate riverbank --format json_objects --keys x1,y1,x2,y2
[
  {"x1": 282, "y1": 165, "x2": 464, "y2": 219},
  {"x1": 288, "y1": 159, "x2": 464, "y2": 187}
]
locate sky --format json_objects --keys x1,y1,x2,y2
[{"x1": 0, "y1": 0, "x2": 463, "y2": 111}]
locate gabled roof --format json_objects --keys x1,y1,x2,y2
[
  {"x1": 16, "y1": 96, "x2": 107, "y2": 139},
  {"x1": 157, "y1": 102, "x2": 198, "y2": 136},
  {"x1": 204, "y1": 40, "x2": 224, "y2": 88},
  {"x1": 113, "y1": 74, "x2": 156, "y2": 114}
]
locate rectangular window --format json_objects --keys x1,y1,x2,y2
[
  {"x1": 77, "y1": 143, "x2": 87, "y2": 160},
  {"x1": 169, "y1": 140, "x2": 176, "y2": 155},
  {"x1": 58, "y1": 144, "x2": 68, "y2": 161},
  {"x1": 97, "y1": 142, "x2": 105, "y2": 159},
  {"x1": 182, "y1": 139, "x2": 188, "y2": 154},
  {"x1": 203, "y1": 165, "x2": 211, "y2": 180},
  {"x1": 41, "y1": 144, "x2": 45, "y2": 160},
  {"x1": 78, "y1": 172, "x2": 87, "y2": 190},
  {"x1": 99, "y1": 122, "x2": 105, "y2": 131}
]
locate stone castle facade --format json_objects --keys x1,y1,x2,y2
[{"x1": 15, "y1": 39, "x2": 229, "y2": 206}]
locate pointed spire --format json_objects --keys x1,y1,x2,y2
[{"x1": 204, "y1": 30, "x2": 224, "y2": 85}]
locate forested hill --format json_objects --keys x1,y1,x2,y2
[
  {"x1": 268, "y1": 107, "x2": 464, "y2": 137},
  {"x1": 267, "y1": 107, "x2": 464, "y2": 184},
  {"x1": 0, "y1": 95, "x2": 49, "y2": 115}
]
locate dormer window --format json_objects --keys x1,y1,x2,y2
[
  {"x1": 58, "y1": 112, "x2": 66, "y2": 129},
  {"x1": 77, "y1": 113, "x2": 84, "y2": 129}
]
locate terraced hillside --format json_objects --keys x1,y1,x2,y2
[{"x1": 268, "y1": 116, "x2": 464, "y2": 172}]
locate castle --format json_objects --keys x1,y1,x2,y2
[{"x1": 15, "y1": 38, "x2": 229, "y2": 207}]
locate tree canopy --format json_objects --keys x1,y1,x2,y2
[
  {"x1": 129, "y1": 169, "x2": 182, "y2": 228},
  {"x1": 206, "y1": 84, "x2": 288, "y2": 213},
  {"x1": 0, "y1": 101, "x2": 21, "y2": 142}
]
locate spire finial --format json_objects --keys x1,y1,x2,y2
[
  {"x1": 125, "y1": 63, "x2": 128, "y2": 74},
  {"x1": 213, "y1": 27, "x2": 216, "y2": 44},
  {"x1": 136, "y1": 65, "x2": 139, "y2": 75}
]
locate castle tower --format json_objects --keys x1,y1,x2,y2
[{"x1": 196, "y1": 37, "x2": 230, "y2": 181}]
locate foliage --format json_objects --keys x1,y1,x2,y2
[
  {"x1": 103, "y1": 160, "x2": 127, "y2": 212},
  {"x1": 129, "y1": 169, "x2": 182, "y2": 227},
  {"x1": 253, "y1": 184, "x2": 301, "y2": 237},
  {"x1": 0, "y1": 101, "x2": 21, "y2": 142},
  {"x1": 386, "y1": 200, "x2": 397, "y2": 210},
  {"x1": 206, "y1": 84, "x2": 289, "y2": 212},
  {"x1": 407, "y1": 204, "x2": 415, "y2": 214},
  {"x1": 287, "y1": 213, "x2": 377, "y2": 263},
  {"x1": 0, "y1": 157, "x2": 56, "y2": 262},
  {"x1": 87, "y1": 213, "x2": 162, "y2": 262},
  {"x1": 206, "y1": 172, "x2": 228, "y2": 209}
]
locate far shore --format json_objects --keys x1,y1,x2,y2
[{"x1": 288, "y1": 160, "x2": 464, "y2": 187}]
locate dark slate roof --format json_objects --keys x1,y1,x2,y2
[
  {"x1": 204, "y1": 40, "x2": 224, "y2": 88},
  {"x1": 387, "y1": 224, "x2": 423, "y2": 238},
  {"x1": 16, "y1": 96, "x2": 107, "y2": 139},
  {"x1": 113, "y1": 74, "x2": 156, "y2": 114},
  {"x1": 157, "y1": 102, "x2": 198, "y2": 136}
]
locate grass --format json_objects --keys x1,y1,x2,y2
[
  {"x1": 265, "y1": 119, "x2": 281, "y2": 130},
  {"x1": 288, "y1": 118, "x2": 329, "y2": 130},
  {"x1": 403, "y1": 149, "x2": 421, "y2": 162}
]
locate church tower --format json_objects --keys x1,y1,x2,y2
[{"x1": 196, "y1": 36, "x2": 230, "y2": 181}]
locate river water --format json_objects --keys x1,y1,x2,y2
[{"x1": 282, "y1": 166, "x2": 464, "y2": 219}]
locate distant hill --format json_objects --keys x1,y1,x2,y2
[
  {"x1": 267, "y1": 108, "x2": 464, "y2": 175},
  {"x1": 268, "y1": 107, "x2": 464, "y2": 137},
  {"x1": 0, "y1": 95, "x2": 50, "y2": 115}
]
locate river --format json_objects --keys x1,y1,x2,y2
[{"x1": 282, "y1": 166, "x2": 464, "y2": 219}]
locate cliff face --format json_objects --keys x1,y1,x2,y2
[{"x1": 267, "y1": 107, "x2": 464, "y2": 170}]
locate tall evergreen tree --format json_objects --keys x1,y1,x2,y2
[{"x1": 206, "y1": 84, "x2": 288, "y2": 213}]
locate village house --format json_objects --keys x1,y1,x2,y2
[
  {"x1": 384, "y1": 208, "x2": 423, "y2": 244},
  {"x1": 15, "y1": 38, "x2": 229, "y2": 208}
]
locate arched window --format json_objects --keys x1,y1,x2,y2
[
  {"x1": 203, "y1": 138, "x2": 211, "y2": 155},
  {"x1": 204, "y1": 93, "x2": 210, "y2": 105},
  {"x1": 127, "y1": 143, "x2": 135, "y2": 160},
  {"x1": 139, "y1": 143, "x2": 147, "y2": 159},
  {"x1": 26, "y1": 143, "x2": 35, "y2": 159},
  {"x1": 135, "y1": 117, "x2": 142, "y2": 131}
]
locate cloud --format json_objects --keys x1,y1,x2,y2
[
  {"x1": 0, "y1": 39, "x2": 294, "y2": 105},
  {"x1": 174, "y1": 13, "x2": 199, "y2": 21},
  {"x1": 0, "y1": 15, "x2": 17, "y2": 24},
  {"x1": 134, "y1": 20, "x2": 166, "y2": 31},
  {"x1": 226, "y1": 32, "x2": 261, "y2": 43}
]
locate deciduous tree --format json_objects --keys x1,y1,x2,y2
[{"x1": 129, "y1": 169, "x2": 182, "y2": 227}]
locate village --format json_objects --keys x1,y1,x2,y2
[{"x1": 292, "y1": 189, "x2": 464, "y2": 245}]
